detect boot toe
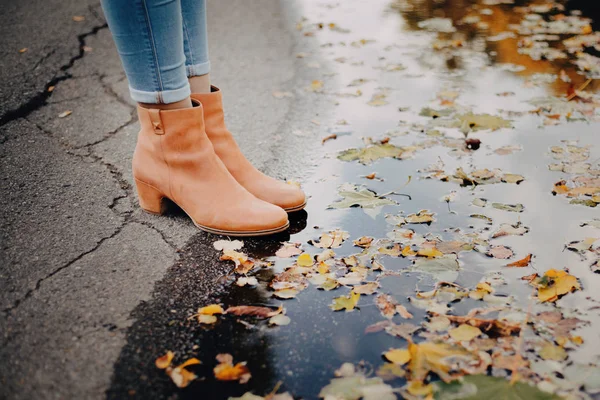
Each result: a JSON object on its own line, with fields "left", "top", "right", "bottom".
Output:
{"left": 275, "top": 182, "right": 307, "bottom": 212}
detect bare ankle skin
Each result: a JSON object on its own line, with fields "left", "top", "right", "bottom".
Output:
{"left": 189, "top": 73, "right": 211, "bottom": 94}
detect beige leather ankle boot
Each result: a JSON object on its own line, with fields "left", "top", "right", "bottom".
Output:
{"left": 191, "top": 87, "right": 307, "bottom": 212}
{"left": 132, "top": 100, "right": 289, "bottom": 236}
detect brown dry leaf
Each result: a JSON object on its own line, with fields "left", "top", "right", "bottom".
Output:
{"left": 225, "top": 305, "right": 282, "bottom": 318}
{"left": 396, "top": 304, "right": 414, "bottom": 319}
{"left": 439, "top": 314, "right": 520, "bottom": 336}
{"left": 155, "top": 351, "right": 175, "bottom": 369}
{"left": 353, "top": 236, "right": 374, "bottom": 248}
{"left": 220, "top": 249, "right": 255, "bottom": 274}
{"left": 58, "top": 110, "right": 72, "bottom": 118}
{"left": 378, "top": 243, "right": 402, "bottom": 257}
{"left": 365, "top": 172, "right": 377, "bottom": 180}
{"left": 487, "top": 245, "right": 513, "bottom": 259}
{"left": 491, "top": 222, "right": 529, "bottom": 238}
{"left": 310, "top": 229, "right": 350, "bottom": 249}
{"left": 72, "top": 15, "right": 85, "bottom": 22}
{"left": 405, "top": 210, "right": 435, "bottom": 224}
{"left": 376, "top": 294, "right": 398, "bottom": 319}
{"left": 18, "top": 47, "right": 28, "bottom": 53}
{"left": 275, "top": 242, "right": 302, "bottom": 258}
{"left": 385, "top": 322, "right": 419, "bottom": 339}
{"left": 322, "top": 134, "right": 337, "bottom": 144}
{"left": 507, "top": 254, "right": 532, "bottom": 267}
{"left": 214, "top": 354, "right": 251, "bottom": 383}
{"left": 501, "top": 173, "right": 524, "bottom": 184}
{"left": 533, "top": 269, "right": 581, "bottom": 302}
{"left": 353, "top": 282, "right": 379, "bottom": 295}
{"left": 365, "top": 320, "right": 393, "bottom": 334}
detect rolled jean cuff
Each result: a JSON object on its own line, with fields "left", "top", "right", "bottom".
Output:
{"left": 128, "top": 84, "right": 191, "bottom": 104}
{"left": 186, "top": 61, "right": 211, "bottom": 77}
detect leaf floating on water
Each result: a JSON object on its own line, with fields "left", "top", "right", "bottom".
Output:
{"left": 353, "top": 281, "right": 380, "bottom": 295}
{"left": 384, "top": 348, "right": 411, "bottom": 365}
{"left": 435, "top": 375, "right": 561, "bottom": 400}
{"left": 330, "top": 291, "right": 360, "bottom": 312}
{"left": 275, "top": 242, "right": 302, "bottom": 258}
{"left": 492, "top": 222, "right": 529, "bottom": 238}
{"left": 318, "top": 364, "right": 396, "bottom": 400}
{"left": 487, "top": 245, "right": 514, "bottom": 259}
{"left": 214, "top": 354, "right": 251, "bottom": 383}
{"left": 405, "top": 210, "right": 435, "bottom": 224}
{"left": 411, "top": 254, "right": 460, "bottom": 282}
{"left": 532, "top": 269, "right": 581, "bottom": 302}
{"left": 310, "top": 229, "right": 350, "bottom": 248}
{"left": 506, "top": 254, "right": 533, "bottom": 268}
{"left": 492, "top": 202, "right": 525, "bottom": 212}
{"left": 338, "top": 143, "right": 408, "bottom": 164}
{"left": 225, "top": 305, "right": 282, "bottom": 318}
{"left": 268, "top": 314, "right": 291, "bottom": 326}
{"left": 501, "top": 173, "right": 525, "bottom": 184}
{"left": 329, "top": 184, "right": 396, "bottom": 212}
{"left": 449, "top": 324, "right": 482, "bottom": 341}
{"left": 353, "top": 236, "right": 374, "bottom": 248}
{"left": 539, "top": 343, "right": 568, "bottom": 361}
{"left": 297, "top": 253, "right": 314, "bottom": 267}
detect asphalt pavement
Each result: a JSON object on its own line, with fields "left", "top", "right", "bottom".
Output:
{"left": 0, "top": 1, "right": 324, "bottom": 398}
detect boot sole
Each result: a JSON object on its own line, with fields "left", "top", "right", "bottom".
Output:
{"left": 142, "top": 203, "right": 289, "bottom": 237}
{"left": 283, "top": 200, "right": 307, "bottom": 213}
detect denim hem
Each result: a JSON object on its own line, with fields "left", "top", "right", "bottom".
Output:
{"left": 186, "top": 61, "right": 211, "bottom": 78}
{"left": 129, "top": 84, "right": 191, "bottom": 104}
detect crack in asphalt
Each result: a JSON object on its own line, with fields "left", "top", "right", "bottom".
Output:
{"left": 1, "top": 220, "right": 130, "bottom": 319}
{"left": 0, "top": 23, "right": 108, "bottom": 128}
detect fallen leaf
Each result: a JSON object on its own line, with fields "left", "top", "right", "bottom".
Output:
{"left": 214, "top": 354, "right": 251, "bottom": 383}
{"left": 376, "top": 294, "right": 398, "bottom": 319}
{"left": 310, "top": 229, "right": 350, "bottom": 248}
{"left": 492, "top": 202, "right": 525, "bottom": 212}
{"left": 492, "top": 222, "right": 529, "bottom": 238}
{"left": 308, "top": 80, "right": 324, "bottom": 92}
{"left": 322, "top": 133, "right": 337, "bottom": 144}
{"left": 507, "top": 254, "right": 532, "bottom": 267}
{"left": 225, "top": 306, "right": 281, "bottom": 318}
{"left": 58, "top": 110, "right": 72, "bottom": 118}
{"left": 353, "top": 236, "right": 374, "bottom": 248}
{"left": 487, "top": 245, "right": 513, "bottom": 259}
{"left": 405, "top": 341, "right": 481, "bottom": 382}
{"left": 155, "top": 351, "right": 175, "bottom": 369}
{"left": 353, "top": 282, "right": 379, "bottom": 295}
{"left": 501, "top": 173, "right": 525, "bottom": 184}
{"left": 338, "top": 143, "right": 409, "bottom": 164}
{"left": 268, "top": 314, "right": 291, "bottom": 326}
{"left": 449, "top": 324, "right": 482, "bottom": 341}
{"left": 539, "top": 343, "right": 568, "bottom": 361}
{"left": 405, "top": 210, "right": 435, "bottom": 224}
{"left": 297, "top": 253, "right": 314, "bottom": 267}
{"left": 435, "top": 374, "right": 561, "bottom": 399}
{"left": 328, "top": 184, "right": 396, "bottom": 212}
{"left": 72, "top": 15, "right": 85, "bottom": 22}
{"left": 331, "top": 291, "right": 360, "bottom": 312}
{"left": 384, "top": 348, "right": 411, "bottom": 365}
{"left": 275, "top": 242, "right": 302, "bottom": 258}
{"left": 214, "top": 239, "right": 244, "bottom": 251}
{"left": 533, "top": 269, "right": 581, "bottom": 302}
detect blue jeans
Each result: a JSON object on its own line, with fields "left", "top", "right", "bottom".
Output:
{"left": 101, "top": 0, "right": 210, "bottom": 104}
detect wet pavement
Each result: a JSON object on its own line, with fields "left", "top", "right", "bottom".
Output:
{"left": 107, "top": 0, "right": 600, "bottom": 399}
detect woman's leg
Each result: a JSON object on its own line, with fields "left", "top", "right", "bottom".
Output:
{"left": 101, "top": 0, "right": 192, "bottom": 109}
{"left": 180, "top": 0, "right": 211, "bottom": 93}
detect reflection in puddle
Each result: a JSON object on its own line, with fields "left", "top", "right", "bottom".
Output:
{"left": 110, "top": 1, "right": 600, "bottom": 399}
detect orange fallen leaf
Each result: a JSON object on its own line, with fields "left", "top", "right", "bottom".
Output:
{"left": 506, "top": 254, "right": 532, "bottom": 268}
{"left": 214, "top": 354, "right": 251, "bottom": 383}
{"left": 155, "top": 351, "right": 175, "bottom": 369}
{"left": 322, "top": 133, "right": 337, "bottom": 144}
{"left": 225, "top": 305, "right": 282, "bottom": 318}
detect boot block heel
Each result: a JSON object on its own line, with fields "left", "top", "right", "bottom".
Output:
{"left": 135, "top": 179, "right": 167, "bottom": 215}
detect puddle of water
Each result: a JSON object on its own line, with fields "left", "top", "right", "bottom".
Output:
{"left": 111, "top": 1, "right": 600, "bottom": 399}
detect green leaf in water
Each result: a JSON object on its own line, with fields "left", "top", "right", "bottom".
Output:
{"left": 435, "top": 375, "right": 561, "bottom": 400}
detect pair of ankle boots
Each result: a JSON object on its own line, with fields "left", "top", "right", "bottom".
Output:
{"left": 133, "top": 86, "right": 306, "bottom": 236}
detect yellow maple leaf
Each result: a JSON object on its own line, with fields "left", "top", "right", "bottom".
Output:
{"left": 297, "top": 253, "right": 314, "bottom": 267}
{"left": 407, "top": 341, "right": 478, "bottom": 383}
{"left": 536, "top": 269, "right": 581, "bottom": 302}
{"left": 449, "top": 324, "right": 482, "bottom": 341}
{"left": 330, "top": 291, "right": 360, "bottom": 312}
{"left": 417, "top": 247, "right": 443, "bottom": 258}
{"left": 384, "top": 348, "right": 411, "bottom": 365}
